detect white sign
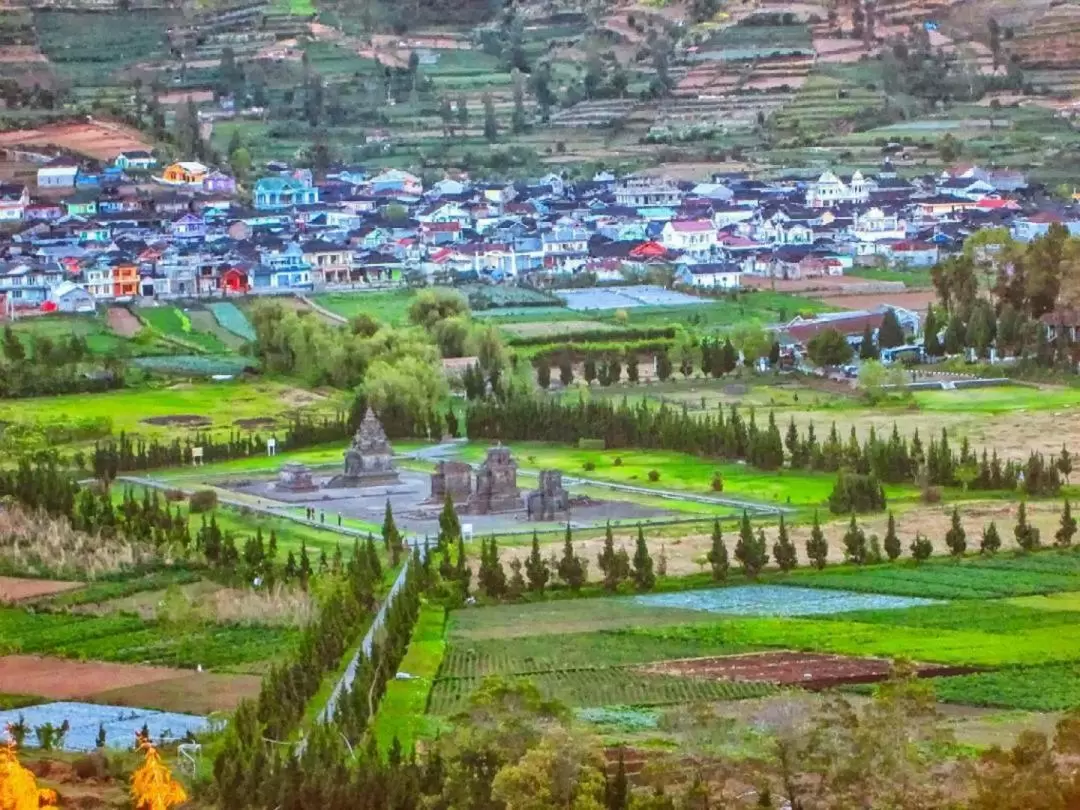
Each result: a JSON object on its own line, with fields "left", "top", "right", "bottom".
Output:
{"left": 267, "top": 437, "right": 277, "bottom": 457}
{"left": 462, "top": 523, "right": 474, "bottom": 541}
{"left": 192, "top": 447, "right": 204, "bottom": 466}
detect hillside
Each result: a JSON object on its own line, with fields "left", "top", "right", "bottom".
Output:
{"left": 2, "top": 0, "right": 1080, "bottom": 182}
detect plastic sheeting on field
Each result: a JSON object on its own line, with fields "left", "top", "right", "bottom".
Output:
{"left": 0, "top": 702, "right": 210, "bottom": 752}
{"left": 635, "top": 585, "right": 942, "bottom": 617}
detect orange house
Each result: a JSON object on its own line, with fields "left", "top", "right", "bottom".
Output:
{"left": 112, "top": 261, "right": 139, "bottom": 298}
{"left": 219, "top": 266, "right": 250, "bottom": 293}
{"left": 161, "top": 161, "right": 209, "bottom": 186}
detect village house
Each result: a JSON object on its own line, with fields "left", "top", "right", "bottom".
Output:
{"left": 674, "top": 259, "right": 742, "bottom": 289}
{"left": 615, "top": 178, "right": 683, "bottom": 209}
{"left": 660, "top": 219, "right": 717, "bottom": 257}
{"left": 113, "top": 151, "right": 158, "bottom": 171}
{"left": 254, "top": 176, "right": 320, "bottom": 210}
{"left": 0, "top": 184, "right": 30, "bottom": 222}
{"left": 805, "top": 170, "right": 870, "bottom": 208}
{"left": 37, "top": 157, "right": 79, "bottom": 189}
{"left": 161, "top": 161, "right": 210, "bottom": 186}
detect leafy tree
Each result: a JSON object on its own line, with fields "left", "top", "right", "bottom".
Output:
{"left": 806, "top": 511, "right": 828, "bottom": 569}
{"left": 945, "top": 506, "right": 967, "bottom": 556}
{"left": 842, "top": 515, "right": 868, "bottom": 564}
{"left": 707, "top": 518, "right": 729, "bottom": 580}
{"left": 655, "top": 349, "right": 673, "bottom": 382}
{"left": 525, "top": 531, "right": 550, "bottom": 593}
{"left": 1055, "top": 498, "right": 1077, "bottom": 548}
{"left": 807, "top": 329, "right": 853, "bottom": 367}
{"left": 1015, "top": 501, "right": 1040, "bottom": 552}
{"left": 1, "top": 326, "right": 24, "bottom": 363}
{"left": 943, "top": 313, "right": 966, "bottom": 355}
{"left": 923, "top": 306, "right": 942, "bottom": 357}
{"left": 772, "top": 515, "right": 797, "bottom": 572}
{"left": 883, "top": 511, "right": 901, "bottom": 561}
{"left": 981, "top": 520, "right": 1002, "bottom": 554}
{"left": 631, "top": 524, "right": 655, "bottom": 591}
{"left": 910, "top": 533, "right": 933, "bottom": 561}
{"left": 734, "top": 511, "right": 768, "bottom": 578}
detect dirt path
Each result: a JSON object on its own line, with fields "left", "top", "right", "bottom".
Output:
{"left": 106, "top": 306, "right": 142, "bottom": 337}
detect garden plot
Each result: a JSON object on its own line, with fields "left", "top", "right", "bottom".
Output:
{"left": 0, "top": 577, "right": 82, "bottom": 604}
{"left": 644, "top": 651, "right": 975, "bottom": 688}
{"left": 634, "top": 585, "right": 940, "bottom": 616}
{"left": 0, "top": 702, "right": 208, "bottom": 752}
{"left": 0, "top": 655, "right": 193, "bottom": 701}
{"left": 558, "top": 285, "right": 703, "bottom": 311}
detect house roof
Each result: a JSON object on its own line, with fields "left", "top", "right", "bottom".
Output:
{"left": 667, "top": 219, "right": 714, "bottom": 233}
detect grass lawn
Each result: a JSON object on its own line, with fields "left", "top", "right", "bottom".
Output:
{"left": 846, "top": 268, "right": 934, "bottom": 288}
{"left": 454, "top": 441, "right": 918, "bottom": 509}
{"left": 0, "top": 381, "right": 349, "bottom": 448}
{"left": 312, "top": 289, "right": 418, "bottom": 326}
{"left": 912, "top": 385, "right": 1080, "bottom": 414}
{"left": 373, "top": 604, "right": 447, "bottom": 752}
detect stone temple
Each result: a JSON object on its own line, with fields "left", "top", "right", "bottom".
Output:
{"left": 526, "top": 469, "right": 569, "bottom": 520}
{"left": 275, "top": 461, "right": 318, "bottom": 492}
{"left": 466, "top": 445, "right": 521, "bottom": 514}
{"left": 325, "top": 408, "right": 400, "bottom": 488}
{"left": 430, "top": 460, "right": 472, "bottom": 502}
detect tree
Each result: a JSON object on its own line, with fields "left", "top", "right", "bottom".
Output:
{"left": 382, "top": 499, "right": 404, "bottom": 566}
{"left": 583, "top": 357, "right": 597, "bottom": 385}
{"left": 631, "top": 525, "right": 655, "bottom": 591}
{"left": 1057, "top": 445, "right": 1073, "bottom": 485}
{"left": 772, "top": 515, "right": 797, "bottom": 572}
{"left": 490, "top": 729, "right": 607, "bottom": 810}
{"left": 2, "top": 326, "right": 25, "bottom": 362}
{"left": 1055, "top": 498, "right": 1077, "bottom": 548}
{"left": 939, "top": 133, "right": 962, "bottom": 163}
{"left": 479, "top": 536, "right": 507, "bottom": 598}
{"left": 131, "top": 740, "right": 187, "bottom": 810}
{"left": 597, "top": 522, "right": 620, "bottom": 592}
{"left": 806, "top": 511, "right": 828, "bottom": 569}
{"left": 606, "top": 749, "right": 628, "bottom": 810}
{"left": 557, "top": 525, "right": 586, "bottom": 591}
{"left": 734, "top": 511, "right": 768, "bottom": 578}
{"left": 842, "top": 515, "right": 868, "bottom": 564}
{"left": 945, "top": 507, "right": 967, "bottom": 556}
{"left": 806, "top": 328, "right": 853, "bottom": 367}
{"left": 988, "top": 17, "right": 1002, "bottom": 70}
{"left": 456, "top": 94, "right": 469, "bottom": 129}
{"left": 559, "top": 355, "right": 574, "bottom": 387}
{"left": 943, "top": 313, "right": 966, "bottom": 355}
{"left": 923, "top": 305, "right": 942, "bottom": 357}
{"left": 1015, "top": 501, "right": 1040, "bottom": 552}
{"left": 438, "top": 491, "right": 461, "bottom": 549}
{"left": 883, "top": 511, "right": 901, "bottom": 561}
{"left": 525, "top": 531, "right": 550, "bottom": 594}
{"left": 981, "top": 520, "right": 1002, "bottom": 554}
{"left": 536, "top": 362, "right": 551, "bottom": 390}
{"left": 707, "top": 518, "right": 728, "bottom": 581}
{"left": 858, "top": 323, "right": 879, "bottom": 360}
{"left": 511, "top": 69, "right": 527, "bottom": 134}
{"left": 910, "top": 533, "right": 933, "bottom": 561}
{"left": 966, "top": 302, "right": 994, "bottom": 358}
{"left": 878, "top": 308, "right": 906, "bottom": 348}
{"left": 229, "top": 146, "right": 251, "bottom": 185}
{"left": 655, "top": 349, "right": 673, "bottom": 382}
{"left": 482, "top": 92, "right": 499, "bottom": 142}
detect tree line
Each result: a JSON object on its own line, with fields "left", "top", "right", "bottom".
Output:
{"left": 0, "top": 326, "right": 124, "bottom": 399}
{"left": 466, "top": 395, "right": 1067, "bottom": 496}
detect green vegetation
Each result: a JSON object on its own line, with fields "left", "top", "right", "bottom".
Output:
{"left": 312, "top": 290, "right": 417, "bottom": 326}
{"left": 912, "top": 386, "right": 1080, "bottom": 413}
{"left": 931, "top": 664, "right": 1080, "bottom": 711}
{"left": 846, "top": 268, "right": 935, "bottom": 287}
{"left": 372, "top": 604, "right": 447, "bottom": 751}
{"left": 0, "top": 607, "right": 298, "bottom": 670}
{"left": 139, "top": 306, "right": 235, "bottom": 354}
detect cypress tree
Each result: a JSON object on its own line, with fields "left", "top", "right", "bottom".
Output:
{"left": 1015, "top": 501, "right": 1040, "bottom": 552}
{"left": 806, "top": 510, "right": 828, "bottom": 569}
{"left": 1055, "top": 498, "right": 1077, "bottom": 548}
{"left": 707, "top": 518, "right": 729, "bottom": 581}
{"left": 842, "top": 515, "right": 868, "bottom": 564}
{"left": 437, "top": 492, "right": 460, "bottom": 550}
{"left": 734, "top": 511, "right": 768, "bottom": 578}
{"left": 557, "top": 524, "right": 586, "bottom": 591}
{"left": 298, "top": 541, "right": 312, "bottom": 590}
{"left": 910, "top": 533, "right": 933, "bottom": 561}
{"left": 383, "top": 500, "right": 403, "bottom": 565}
{"left": 455, "top": 534, "right": 470, "bottom": 596}
{"left": 606, "top": 749, "right": 629, "bottom": 810}
{"left": 631, "top": 524, "right": 655, "bottom": 591}
{"left": 772, "top": 514, "right": 797, "bottom": 572}
{"left": 883, "top": 511, "right": 901, "bottom": 561}
{"left": 981, "top": 521, "right": 1001, "bottom": 554}
{"left": 945, "top": 506, "right": 966, "bottom": 556}
{"left": 525, "top": 531, "right": 549, "bottom": 593}
{"left": 598, "top": 521, "right": 619, "bottom": 592}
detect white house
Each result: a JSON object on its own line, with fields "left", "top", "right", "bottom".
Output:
{"left": 660, "top": 219, "right": 717, "bottom": 257}
{"left": 806, "top": 170, "right": 870, "bottom": 208}
{"left": 37, "top": 157, "right": 79, "bottom": 189}
{"left": 851, "top": 207, "right": 906, "bottom": 242}
{"left": 675, "top": 260, "right": 742, "bottom": 289}
{"left": 50, "top": 280, "right": 96, "bottom": 313}
{"left": 0, "top": 184, "right": 29, "bottom": 222}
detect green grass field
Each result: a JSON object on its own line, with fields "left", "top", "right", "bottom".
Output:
{"left": 312, "top": 290, "right": 417, "bottom": 326}
{"left": 0, "top": 382, "right": 349, "bottom": 448}
{"left": 846, "top": 268, "right": 934, "bottom": 288}
{"left": 138, "top": 306, "right": 234, "bottom": 354}
{"left": 912, "top": 385, "right": 1080, "bottom": 413}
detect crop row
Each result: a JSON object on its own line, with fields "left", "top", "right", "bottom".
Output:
{"left": 209, "top": 302, "right": 257, "bottom": 342}
{"left": 429, "top": 669, "right": 775, "bottom": 714}
{"left": 440, "top": 631, "right": 753, "bottom": 678}
{"left": 931, "top": 663, "right": 1080, "bottom": 711}
{"left": 0, "top": 608, "right": 298, "bottom": 670}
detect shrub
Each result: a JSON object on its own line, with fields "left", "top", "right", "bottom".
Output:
{"left": 711, "top": 472, "right": 724, "bottom": 492}
{"left": 828, "top": 471, "right": 886, "bottom": 514}
{"left": 647, "top": 469, "right": 660, "bottom": 482}
{"left": 583, "top": 460, "right": 596, "bottom": 472}
{"left": 921, "top": 486, "right": 942, "bottom": 504}
{"left": 189, "top": 489, "right": 218, "bottom": 513}
{"left": 613, "top": 457, "right": 623, "bottom": 467}
{"left": 164, "top": 489, "right": 187, "bottom": 502}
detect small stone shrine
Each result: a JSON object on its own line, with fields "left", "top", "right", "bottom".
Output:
{"left": 275, "top": 461, "right": 318, "bottom": 492}
{"left": 325, "top": 408, "right": 400, "bottom": 488}
{"left": 526, "top": 469, "right": 569, "bottom": 520}
{"left": 430, "top": 460, "right": 473, "bottom": 501}
{"left": 466, "top": 445, "right": 520, "bottom": 514}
